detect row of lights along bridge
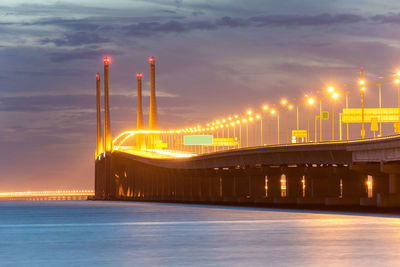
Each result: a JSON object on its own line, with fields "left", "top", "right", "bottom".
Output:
{"left": 97, "top": 57, "right": 400, "bottom": 156}
{"left": 167, "top": 68, "right": 400, "bottom": 148}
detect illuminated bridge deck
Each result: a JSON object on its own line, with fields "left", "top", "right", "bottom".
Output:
{"left": 0, "top": 190, "right": 95, "bottom": 201}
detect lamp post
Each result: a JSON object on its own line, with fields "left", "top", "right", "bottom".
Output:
{"left": 256, "top": 114, "right": 261, "bottom": 146}
{"left": 250, "top": 116, "right": 255, "bottom": 146}
{"left": 315, "top": 115, "right": 320, "bottom": 142}
{"left": 286, "top": 105, "right": 293, "bottom": 143}
{"left": 396, "top": 78, "right": 400, "bottom": 109}
{"left": 277, "top": 110, "right": 280, "bottom": 144}
{"left": 316, "top": 92, "right": 323, "bottom": 142}
{"left": 397, "top": 72, "right": 400, "bottom": 109}
{"left": 331, "top": 92, "right": 339, "bottom": 140}
{"left": 360, "top": 68, "right": 366, "bottom": 139}
{"left": 307, "top": 97, "right": 315, "bottom": 142}
{"left": 270, "top": 109, "right": 276, "bottom": 145}
{"left": 243, "top": 118, "right": 248, "bottom": 147}
{"left": 345, "top": 90, "right": 350, "bottom": 139}
{"left": 396, "top": 78, "right": 400, "bottom": 132}
{"left": 262, "top": 105, "right": 268, "bottom": 145}
{"left": 237, "top": 120, "right": 242, "bottom": 148}
{"left": 280, "top": 99, "right": 289, "bottom": 143}
{"left": 247, "top": 110, "right": 252, "bottom": 146}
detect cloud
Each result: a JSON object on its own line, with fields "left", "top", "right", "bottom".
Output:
{"left": 0, "top": 93, "right": 185, "bottom": 113}
{"left": 48, "top": 48, "right": 123, "bottom": 62}
{"left": 371, "top": 13, "right": 400, "bottom": 24}
{"left": 41, "top": 32, "right": 110, "bottom": 47}
{"left": 249, "top": 13, "right": 365, "bottom": 26}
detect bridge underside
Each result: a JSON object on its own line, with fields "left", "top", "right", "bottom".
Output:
{"left": 95, "top": 137, "right": 400, "bottom": 208}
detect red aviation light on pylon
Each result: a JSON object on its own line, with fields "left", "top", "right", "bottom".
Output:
{"left": 96, "top": 73, "right": 100, "bottom": 79}
{"left": 104, "top": 57, "right": 111, "bottom": 64}
{"left": 137, "top": 73, "right": 143, "bottom": 78}
{"left": 149, "top": 56, "right": 155, "bottom": 64}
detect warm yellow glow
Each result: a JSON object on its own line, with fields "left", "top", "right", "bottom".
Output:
{"left": 231, "top": 122, "right": 235, "bottom": 126}
{"left": 0, "top": 190, "right": 95, "bottom": 198}
{"left": 308, "top": 98, "right": 315, "bottom": 105}
{"left": 236, "top": 120, "right": 241, "bottom": 124}
{"left": 327, "top": 86, "right": 334, "bottom": 93}
{"left": 225, "top": 123, "right": 229, "bottom": 127}
{"left": 211, "top": 126, "right": 215, "bottom": 130}
{"left": 361, "top": 87, "right": 365, "bottom": 91}
{"left": 249, "top": 117, "right": 254, "bottom": 121}
{"left": 206, "top": 123, "right": 210, "bottom": 127}
{"left": 360, "top": 80, "right": 365, "bottom": 85}
{"left": 212, "top": 122, "right": 215, "bottom": 126}
{"left": 228, "top": 117, "right": 232, "bottom": 120}
{"left": 263, "top": 105, "right": 268, "bottom": 110}
{"left": 271, "top": 109, "right": 276, "bottom": 114}
{"left": 142, "top": 149, "right": 194, "bottom": 158}
{"left": 216, "top": 121, "right": 220, "bottom": 125}
{"left": 220, "top": 124, "right": 224, "bottom": 128}
{"left": 247, "top": 110, "right": 252, "bottom": 115}
{"left": 234, "top": 115, "right": 238, "bottom": 119}
{"left": 281, "top": 99, "right": 287, "bottom": 105}
{"left": 396, "top": 79, "right": 400, "bottom": 84}
{"left": 222, "top": 119, "right": 226, "bottom": 123}
{"left": 288, "top": 105, "right": 293, "bottom": 110}
{"left": 332, "top": 92, "right": 339, "bottom": 99}
{"left": 256, "top": 114, "right": 260, "bottom": 119}
{"left": 242, "top": 118, "right": 247, "bottom": 123}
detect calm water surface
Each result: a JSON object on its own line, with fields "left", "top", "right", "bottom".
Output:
{"left": 0, "top": 201, "right": 400, "bottom": 266}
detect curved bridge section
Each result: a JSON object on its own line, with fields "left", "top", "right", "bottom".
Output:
{"left": 95, "top": 136, "right": 400, "bottom": 208}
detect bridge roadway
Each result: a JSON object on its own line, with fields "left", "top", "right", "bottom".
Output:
{"left": 95, "top": 135, "right": 400, "bottom": 208}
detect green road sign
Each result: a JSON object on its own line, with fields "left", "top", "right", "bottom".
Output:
{"left": 322, "top": 111, "right": 329, "bottom": 120}
{"left": 184, "top": 135, "right": 213, "bottom": 145}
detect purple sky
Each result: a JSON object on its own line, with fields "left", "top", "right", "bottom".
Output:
{"left": 1, "top": 0, "right": 400, "bottom": 191}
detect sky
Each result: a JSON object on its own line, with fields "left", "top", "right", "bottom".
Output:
{"left": 1, "top": 0, "right": 400, "bottom": 191}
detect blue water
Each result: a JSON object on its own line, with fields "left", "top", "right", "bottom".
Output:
{"left": 1, "top": 201, "right": 400, "bottom": 266}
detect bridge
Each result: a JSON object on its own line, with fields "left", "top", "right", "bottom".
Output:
{"left": 0, "top": 190, "right": 94, "bottom": 201}
{"left": 94, "top": 57, "right": 400, "bottom": 208}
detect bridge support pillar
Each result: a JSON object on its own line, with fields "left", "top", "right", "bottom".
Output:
{"left": 266, "top": 173, "right": 281, "bottom": 202}
{"left": 389, "top": 174, "right": 400, "bottom": 194}
{"left": 377, "top": 163, "right": 400, "bottom": 208}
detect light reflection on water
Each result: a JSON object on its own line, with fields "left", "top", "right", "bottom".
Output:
{"left": 0, "top": 201, "right": 400, "bottom": 266}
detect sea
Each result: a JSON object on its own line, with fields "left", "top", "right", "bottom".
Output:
{"left": 0, "top": 201, "right": 400, "bottom": 266}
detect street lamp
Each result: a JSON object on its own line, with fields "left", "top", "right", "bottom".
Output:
{"left": 237, "top": 119, "right": 242, "bottom": 148}
{"left": 330, "top": 91, "right": 339, "bottom": 140}
{"left": 262, "top": 105, "right": 268, "bottom": 145}
{"left": 256, "top": 114, "right": 261, "bottom": 146}
{"left": 396, "top": 77, "right": 400, "bottom": 109}
{"left": 360, "top": 67, "right": 365, "bottom": 139}
{"left": 243, "top": 118, "right": 248, "bottom": 147}
{"left": 307, "top": 97, "right": 315, "bottom": 142}
{"left": 287, "top": 105, "right": 293, "bottom": 143}
{"left": 316, "top": 91, "right": 324, "bottom": 142}
{"left": 270, "top": 109, "right": 276, "bottom": 145}
{"left": 281, "top": 99, "right": 292, "bottom": 143}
